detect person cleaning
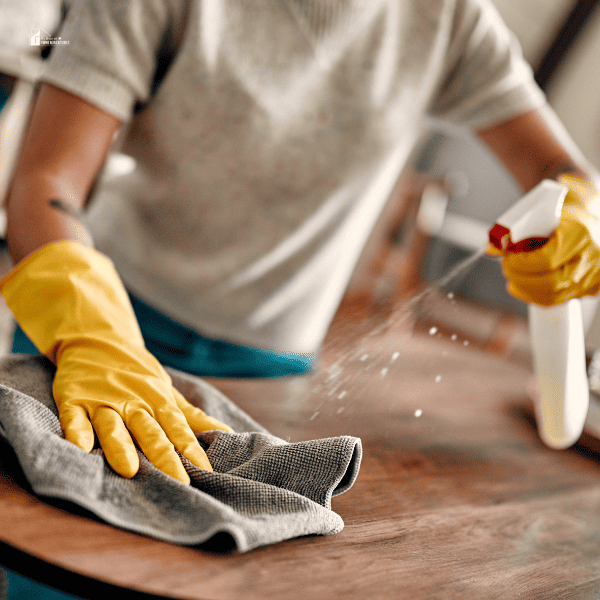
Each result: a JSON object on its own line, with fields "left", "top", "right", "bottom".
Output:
{"left": 2, "top": 1, "right": 600, "bottom": 597}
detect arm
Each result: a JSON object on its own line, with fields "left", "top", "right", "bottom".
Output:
{"left": 476, "top": 108, "right": 590, "bottom": 191}
{"left": 2, "top": 83, "right": 232, "bottom": 484}
{"left": 5, "top": 82, "right": 120, "bottom": 262}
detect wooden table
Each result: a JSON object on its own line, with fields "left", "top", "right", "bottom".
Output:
{"left": 2, "top": 310, "right": 600, "bottom": 599}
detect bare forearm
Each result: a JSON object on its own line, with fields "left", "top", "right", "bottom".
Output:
{"left": 6, "top": 173, "right": 93, "bottom": 263}
{"left": 477, "top": 109, "right": 590, "bottom": 191}
{"left": 4, "top": 83, "right": 121, "bottom": 264}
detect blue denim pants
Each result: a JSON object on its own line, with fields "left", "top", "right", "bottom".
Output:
{"left": 12, "top": 294, "right": 314, "bottom": 377}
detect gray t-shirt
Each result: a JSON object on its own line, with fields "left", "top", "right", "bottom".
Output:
{"left": 42, "top": 0, "right": 546, "bottom": 354}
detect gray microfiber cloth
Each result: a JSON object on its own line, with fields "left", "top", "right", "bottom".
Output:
{"left": 0, "top": 355, "right": 361, "bottom": 552}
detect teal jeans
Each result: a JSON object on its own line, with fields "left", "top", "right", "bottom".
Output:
{"left": 12, "top": 294, "right": 314, "bottom": 377}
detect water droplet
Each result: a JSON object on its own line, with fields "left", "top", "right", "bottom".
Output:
{"left": 359, "top": 354, "right": 369, "bottom": 362}
{"left": 326, "top": 370, "right": 341, "bottom": 382}
{"left": 391, "top": 351, "right": 400, "bottom": 362}
{"left": 429, "top": 327, "right": 438, "bottom": 336}
{"left": 435, "top": 375, "right": 442, "bottom": 383}
{"left": 380, "top": 367, "right": 388, "bottom": 378}
{"left": 451, "top": 334, "right": 457, "bottom": 341}
{"left": 415, "top": 409, "right": 422, "bottom": 417}
{"left": 447, "top": 292, "right": 454, "bottom": 300}
{"left": 463, "top": 340, "right": 469, "bottom": 346}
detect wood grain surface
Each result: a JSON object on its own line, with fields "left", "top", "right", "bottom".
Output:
{"left": 2, "top": 302, "right": 600, "bottom": 599}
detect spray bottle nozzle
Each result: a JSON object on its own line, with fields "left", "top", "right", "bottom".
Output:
{"left": 489, "top": 179, "right": 567, "bottom": 254}
{"left": 488, "top": 222, "right": 550, "bottom": 253}
{"left": 488, "top": 223, "right": 511, "bottom": 250}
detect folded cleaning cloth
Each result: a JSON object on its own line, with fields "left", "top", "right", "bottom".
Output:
{"left": 0, "top": 355, "right": 361, "bottom": 552}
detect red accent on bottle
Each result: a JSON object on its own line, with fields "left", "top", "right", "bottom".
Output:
{"left": 488, "top": 223, "right": 511, "bottom": 250}
{"left": 489, "top": 223, "right": 549, "bottom": 253}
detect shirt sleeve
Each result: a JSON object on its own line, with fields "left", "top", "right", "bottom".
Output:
{"left": 428, "top": 0, "right": 547, "bottom": 129}
{"left": 41, "top": 0, "right": 182, "bottom": 122}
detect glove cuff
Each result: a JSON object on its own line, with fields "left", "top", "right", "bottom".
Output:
{"left": 0, "top": 240, "right": 144, "bottom": 359}
{"left": 558, "top": 173, "right": 600, "bottom": 209}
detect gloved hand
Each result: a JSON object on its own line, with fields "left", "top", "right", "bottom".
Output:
{"left": 0, "top": 241, "right": 233, "bottom": 484}
{"left": 494, "top": 173, "right": 600, "bottom": 306}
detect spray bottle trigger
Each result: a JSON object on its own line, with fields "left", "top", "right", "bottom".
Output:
{"left": 489, "top": 179, "right": 567, "bottom": 249}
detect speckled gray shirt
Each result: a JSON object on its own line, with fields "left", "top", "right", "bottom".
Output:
{"left": 42, "top": 0, "right": 546, "bottom": 353}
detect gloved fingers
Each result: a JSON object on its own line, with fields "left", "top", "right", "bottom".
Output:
{"left": 485, "top": 243, "right": 503, "bottom": 257}
{"left": 501, "top": 220, "right": 589, "bottom": 274}
{"left": 172, "top": 388, "right": 234, "bottom": 433}
{"left": 58, "top": 402, "right": 95, "bottom": 453}
{"left": 151, "top": 401, "right": 215, "bottom": 471}
{"left": 507, "top": 275, "right": 578, "bottom": 306}
{"left": 505, "top": 258, "right": 581, "bottom": 305}
{"left": 91, "top": 406, "right": 140, "bottom": 479}
{"left": 126, "top": 409, "right": 200, "bottom": 483}
{"left": 503, "top": 240, "right": 600, "bottom": 305}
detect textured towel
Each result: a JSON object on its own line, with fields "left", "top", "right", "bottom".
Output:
{"left": 0, "top": 355, "right": 361, "bottom": 552}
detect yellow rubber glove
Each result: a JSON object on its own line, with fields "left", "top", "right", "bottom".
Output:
{"left": 0, "top": 241, "right": 233, "bottom": 484}
{"left": 496, "top": 174, "right": 600, "bottom": 306}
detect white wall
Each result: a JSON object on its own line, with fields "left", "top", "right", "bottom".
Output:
{"left": 493, "top": 0, "right": 600, "bottom": 172}
{"left": 545, "top": 6, "right": 600, "bottom": 172}
{"left": 492, "top": 0, "right": 571, "bottom": 65}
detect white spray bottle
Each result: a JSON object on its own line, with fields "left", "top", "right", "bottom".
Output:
{"left": 489, "top": 179, "right": 589, "bottom": 449}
